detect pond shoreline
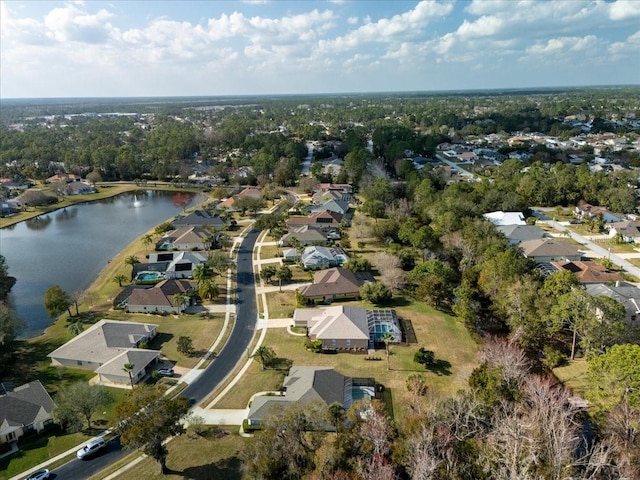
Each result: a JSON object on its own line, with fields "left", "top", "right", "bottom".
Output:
{"left": 4, "top": 188, "right": 209, "bottom": 340}
{"left": 0, "top": 182, "right": 206, "bottom": 229}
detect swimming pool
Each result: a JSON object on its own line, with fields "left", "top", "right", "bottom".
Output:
{"left": 352, "top": 385, "right": 375, "bottom": 401}
{"left": 135, "top": 271, "right": 166, "bottom": 282}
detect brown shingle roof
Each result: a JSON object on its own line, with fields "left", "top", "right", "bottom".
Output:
{"left": 299, "top": 267, "right": 364, "bottom": 298}
{"left": 551, "top": 260, "right": 625, "bottom": 284}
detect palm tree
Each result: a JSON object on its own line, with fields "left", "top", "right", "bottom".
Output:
{"left": 125, "top": 255, "right": 140, "bottom": 278}
{"left": 381, "top": 331, "right": 394, "bottom": 371}
{"left": 172, "top": 293, "right": 189, "bottom": 313}
{"left": 67, "top": 318, "right": 84, "bottom": 336}
{"left": 198, "top": 279, "right": 219, "bottom": 300}
{"left": 251, "top": 346, "right": 276, "bottom": 370}
{"left": 113, "top": 274, "right": 128, "bottom": 287}
{"left": 142, "top": 234, "right": 154, "bottom": 251}
{"left": 327, "top": 402, "right": 345, "bottom": 433}
{"left": 123, "top": 363, "right": 135, "bottom": 388}
{"left": 193, "top": 263, "right": 212, "bottom": 285}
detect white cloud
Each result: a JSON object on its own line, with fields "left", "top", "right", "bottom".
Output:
{"left": 317, "top": 1, "right": 453, "bottom": 54}
{"left": 609, "top": 0, "right": 640, "bottom": 20}
{"left": 526, "top": 35, "right": 598, "bottom": 56}
{"left": 609, "top": 29, "right": 640, "bottom": 56}
{"left": 43, "top": 4, "right": 115, "bottom": 44}
{"left": 347, "top": 16, "right": 358, "bottom": 25}
{"left": 456, "top": 15, "right": 503, "bottom": 39}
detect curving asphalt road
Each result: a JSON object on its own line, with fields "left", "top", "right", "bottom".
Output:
{"left": 46, "top": 230, "right": 260, "bottom": 480}
{"left": 181, "top": 228, "right": 260, "bottom": 404}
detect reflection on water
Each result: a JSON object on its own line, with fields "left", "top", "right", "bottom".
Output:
{"left": 55, "top": 207, "right": 78, "bottom": 222}
{"left": 25, "top": 215, "right": 52, "bottom": 230}
{"left": 1, "top": 190, "right": 206, "bottom": 339}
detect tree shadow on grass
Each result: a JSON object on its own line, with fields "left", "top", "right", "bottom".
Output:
{"left": 180, "top": 456, "right": 243, "bottom": 480}
{"left": 268, "top": 357, "right": 293, "bottom": 373}
{"left": 425, "top": 359, "right": 452, "bottom": 376}
{"left": 147, "top": 332, "right": 173, "bottom": 350}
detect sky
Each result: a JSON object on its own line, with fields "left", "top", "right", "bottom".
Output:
{"left": 1, "top": 0, "right": 639, "bottom": 98}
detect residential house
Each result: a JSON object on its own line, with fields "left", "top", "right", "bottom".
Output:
{"left": 172, "top": 210, "right": 227, "bottom": 230}
{"left": 497, "top": 224, "right": 545, "bottom": 245}
{"left": 246, "top": 366, "right": 375, "bottom": 428}
{"left": 322, "top": 158, "right": 344, "bottom": 176}
{"left": 0, "top": 201, "right": 18, "bottom": 217}
{"left": 282, "top": 226, "right": 329, "bottom": 247}
{"left": 293, "top": 305, "right": 402, "bottom": 351}
{"left": 46, "top": 173, "right": 80, "bottom": 183}
{"left": 519, "top": 239, "right": 582, "bottom": 263}
{"left": 147, "top": 251, "right": 207, "bottom": 279}
{"left": 298, "top": 267, "right": 373, "bottom": 303}
{"left": 311, "top": 189, "right": 353, "bottom": 205}
{"left": 551, "top": 260, "right": 625, "bottom": 284}
{"left": 282, "top": 248, "right": 300, "bottom": 263}
{"left": 585, "top": 283, "right": 640, "bottom": 324}
{"left": 483, "top": 211, "right": 526, "bottom": 226}
{"left": 574, "top": 201, "right": 623, "bottom": 223}
{"left": 59, "top": 181, "right": 96, "bottom": 195}
{"left": 126, "top": 279, "right": 196, "bottom": 314}
{"left": 607, "top": 220, "right": 640, "bottom": 243}
{"left": 218, "top": 187, "right": 262, "bottom": 210}
{"left": 316, "top": 183, "right": 352, "bottom": 194}
{"left": 286, "top": 210, "right": 343, "bottom": 231}
{"left": 48, "top": 320, "right": 160, "bottom": 385}
{"left": 0, "top": 381, "right": 56, "bottom": 445}
{"left": 301, "top": 246, "right": 348, "bottom": 270}
{"left": 307, "top": 199, "right": 350, "bottom": 216}
{"left": 156, "top": 226, "right": 211, "bottom": 251}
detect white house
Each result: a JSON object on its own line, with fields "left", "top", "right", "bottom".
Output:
{"left": 483, "top": 211, "right": 526, "bottom": 226}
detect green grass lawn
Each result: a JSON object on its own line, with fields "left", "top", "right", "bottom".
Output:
{"left": 0, "top": 430, "right": 91, "bottom": 480}
{"left": 0, "top": 381, "right": 130, "bottom": 479}
{"left": 264, "top": 291, "right": 296, "bottom": 318}
{"left": 107, "top": 428, "right": 245, "bottom": 480}
{"left": 103, "top": 311, "right": 225, "bottom": 369}
{"left": 257, "top": 245, "right": 279, "bottom": 259}
{"left": 216, "top": 300, "right": 478, "bottom": 421}
{"left": 553, "top": 358, "right": 589, "bottom": 397}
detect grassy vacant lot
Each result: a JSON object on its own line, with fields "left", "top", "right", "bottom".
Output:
{"left": 265, "top": 291, "right": 296, "bottom": 318}
{"left": 553, "top": 358, "right": 589, "bottom": 397}
{"left": 215, "top": 300, "right": 478, "bottom": 421}
{"left": 107, "top": 428, "right": 245, "bottom": 480}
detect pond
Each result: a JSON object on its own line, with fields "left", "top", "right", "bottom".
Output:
{"left": 0, "top": 190, "right": 204, "bottom": 338}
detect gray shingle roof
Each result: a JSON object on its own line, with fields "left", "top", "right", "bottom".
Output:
{"left": 47, "top": 319, "right": 158, "bottom": 364}
{"left": 0, "top": 381, "right": 55, "bottom": 430}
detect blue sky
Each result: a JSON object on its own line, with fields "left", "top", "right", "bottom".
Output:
{"left": 1, "top": 0, "right": 639, "bottom": 98}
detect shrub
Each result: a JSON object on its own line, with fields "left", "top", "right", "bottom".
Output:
{"left": 543, "top": 345, "right": 565, "bottom": 369}
{"left": 414, "top": 347, "right": 435, "bottom": 367}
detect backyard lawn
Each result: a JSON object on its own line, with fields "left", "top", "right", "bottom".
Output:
{"left": 553, "top": 358, "right": 589, "bottom": 397}
{"left": 215, "top": 300, "right": 479, "bottom": 421}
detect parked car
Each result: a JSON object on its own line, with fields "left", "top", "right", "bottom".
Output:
{"left": 157, "top": 368, "right": 174, "bottom": 376}
{"left": 26, "top": 470, "right": 50, "bottom": 480}
{"left": 76, "top": 437, "right": 106, "bottom": 459}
